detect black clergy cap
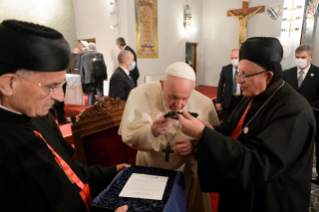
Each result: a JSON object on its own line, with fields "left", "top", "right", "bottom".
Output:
{"left": 240, "top": 37, "right": 283, "bottom": 83}
{"left": 0, "top": 20, "right": 71, "bottom": 75}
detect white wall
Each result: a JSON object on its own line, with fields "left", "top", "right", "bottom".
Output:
{"left": 0, "top": 0, "right": 77, "bottom": 49}
{"left": 74, "top": 0, "right": 203, "bottom": 88}
{"left": 200, "top": 0, "right": 284, "bottom": 86}
{"left": 311, "top": 15, "right": 319, "bottom": 66}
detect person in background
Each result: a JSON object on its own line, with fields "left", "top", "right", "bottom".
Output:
{"left": 116, "top": 37, "right": 140, "bottom": 87}
{"left": 283, "top": 44, "right": 319, "bottom": 185}
{"left": 109, "top": 50, "right": 135, "bottom": 101}
{"left": 216, "top": 49, "right": 242, "bottom": 122}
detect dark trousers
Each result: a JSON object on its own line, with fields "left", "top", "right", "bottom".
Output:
{"left": 222, "top": 95, "right": 242, "bottom": 122}
{"left": 86, "top": 79, "right": 104, "bottom": 106}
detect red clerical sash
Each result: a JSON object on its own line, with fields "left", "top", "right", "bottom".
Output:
{"left": 33, "top": 130, "right": 92, "bottom": 212}
{"left": 211, "top": 103, "right": 253, "bottom": 211}
{"left": 231, "top": 103, "right": 252, "bottom": 139}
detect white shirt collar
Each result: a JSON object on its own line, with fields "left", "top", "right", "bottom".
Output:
{"left": 120, "top": 66, "right": 130, "bottom": 76}
{"left": 297, "top": 64, "right": 311, "bottom": 77}
{"left": 0, "top": 104, "right": 22, "bottom": 115}
{"left": 123, "top": 45, "right": 127, "bottom": 50}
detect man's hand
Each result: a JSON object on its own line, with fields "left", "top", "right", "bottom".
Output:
{"left": 177, "top": 109, "right": 205, "bottom": 139}
{"left": 174, "top": 138, "right": 193, "bottom": 156}
{"left": 151, "top": 116, "right": 175, "bottom": 137}
{"left": 216, "top": 103, "right": 222, "bottom": 111}
{"left": 116, "top": 163, "right": 131, "bottom": 172}
{"left": 115, "top": 205, "right": 128, "bottom": 212}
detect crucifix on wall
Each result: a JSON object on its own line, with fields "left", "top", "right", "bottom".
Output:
{"left": 227, "top": 0, "right": 265, "bottom": 47}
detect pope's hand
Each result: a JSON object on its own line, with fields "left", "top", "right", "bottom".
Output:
{"left": 116, "top": 163, "right": 131, "bottom": 172}
{"left": 174, "top": 138, "right": 193, "bottom": 156}
{"left": 177, "top": 109, "right": 205, "bottom": 139}
{"left": 151, "top": 116, "right": 175, "bottom": 137}
{"left": 115, "top": 205, "right": 128, "bottom": 212}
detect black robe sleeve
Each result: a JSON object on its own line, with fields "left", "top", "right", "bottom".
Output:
{"left": 31, "top": 114, "right": 118, "bottom": 198}
{"left": 197, "top": 100, "right": 315, "bottom": 193}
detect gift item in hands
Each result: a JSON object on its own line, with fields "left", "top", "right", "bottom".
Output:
{"left": 91, "top": 166, "right": 186, "bottom": 212}
{"left": 163, "top": 111, "right": 198, "bottom": 120}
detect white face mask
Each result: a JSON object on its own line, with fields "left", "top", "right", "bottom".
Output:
{"left": 231, "top": 59, "right": 239, "bottom": 67}
{"left": 295, "top": 59, "right": 308, "bottom": 69}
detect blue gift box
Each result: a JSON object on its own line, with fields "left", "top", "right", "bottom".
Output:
{"left": 91, "top": 166, "right": 186, "bottom": 212}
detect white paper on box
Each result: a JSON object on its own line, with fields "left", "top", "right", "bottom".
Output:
{"left": 119, "top": 173, "right": 168, "bottom": 200}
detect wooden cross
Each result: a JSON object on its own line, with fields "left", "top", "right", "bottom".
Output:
{"left": 162, "top": 142, "right": 174, "bottom": 162}
{"left": 227, "top": 0, "right": 265, "bottom": 47}
{"left": 226, "top": 1, "right": 265, "bottom": 17}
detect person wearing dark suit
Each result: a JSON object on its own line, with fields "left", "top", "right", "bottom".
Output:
{"left": 80, "top": 42, "right": 106, "bottom": 106}
{"left": 216, "top": 49, "right": 242, "bottom": 122}
{"left": 116, "top": 37, "right": 140, "bottom": 87}
{"left": 283, "top": 44, "right": 319, "bottom": 185}
{"left": 109, "top": 50, "right": 136, "bottom": 101}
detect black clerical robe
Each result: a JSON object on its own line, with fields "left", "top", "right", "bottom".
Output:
{"left": 0, "top": 109, "right": 117, "bottom": 212}
{"left": 197, "top": 81, "right": 315, "bottom": 212}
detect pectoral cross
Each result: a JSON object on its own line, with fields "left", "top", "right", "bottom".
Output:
{"left": 227, "top": 0, "right": 265, "bottom": 47}
{"left": 162, "top": 142, "right": 174, "bottom": 162}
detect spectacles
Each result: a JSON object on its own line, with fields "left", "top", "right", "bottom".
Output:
{"left": 17, "top": 75, "right": 66, "bottom": 95}
{"left": 235, "top": 70, "right": 267, "bottom": 81}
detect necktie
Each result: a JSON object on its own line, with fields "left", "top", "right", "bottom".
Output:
{"left": 232, "top": 103, "right": 252, "bottom": 139}
{"left": 298, "top": 71, "right": 304, "bottom": 88}
{"left": 232, "top": 67, "right": 238, "bottom": 93}
{"left": 33, "top": 130, "right": 92, "bottom": 212}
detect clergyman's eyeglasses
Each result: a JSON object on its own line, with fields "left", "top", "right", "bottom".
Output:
{"left": 235, "top": 70, "right": 267, "bottom": 81}
{"left": 17, "top": 75, "right": 66, "bottom": 95}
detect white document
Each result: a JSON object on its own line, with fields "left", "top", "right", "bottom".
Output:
{"left": 119, "top": 173, "right": 168, "bottom": 200}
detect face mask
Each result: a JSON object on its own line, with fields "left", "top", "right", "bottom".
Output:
{"left": 129, "top": 61, "right": 136, "bottom": 71}
{"left": 231, "top": 59, "right": 239, "bottom": 67}
{"left": 295, "top": 59, "right": 308, "bottom": 69}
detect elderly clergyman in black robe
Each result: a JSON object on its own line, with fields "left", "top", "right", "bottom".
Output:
{"left": 176, "top": 37, "right": 315, "bottom": 212}
{"left": 0, "top": 20, "right": 129, "bottom": 212}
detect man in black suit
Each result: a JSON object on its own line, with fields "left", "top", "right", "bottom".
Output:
{"left": 80, "top": 42, "right": 106, "bottom": 106}
{"left": 216, "top": 49, "right": 242, "bottom": 122}
{"left": 116, "top": 37, "right": 139, "bottom": 87}
{"left": 109, "top": 50, "right": 136, "bottom": 101}
{"left": 283, "top": 44, "right": 319, "bottom": 184}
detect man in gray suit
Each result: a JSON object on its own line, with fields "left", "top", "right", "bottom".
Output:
{"left": 80, "top": 43, "right": 106, "bottom": 106}
{"left": 109, "top": 50, "right": 136, "bottom": 101}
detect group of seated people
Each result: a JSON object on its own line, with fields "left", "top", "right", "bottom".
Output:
{"left": 0, "top": 19, "right": 317, "bottom": 212}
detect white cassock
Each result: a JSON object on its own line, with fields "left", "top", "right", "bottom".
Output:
{"left": 119, "top": 81, "right": 220, "bottom": 212}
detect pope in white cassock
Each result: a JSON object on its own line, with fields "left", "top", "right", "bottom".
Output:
{"left": 119, "top": 62, "right": 220, "bottom": 212}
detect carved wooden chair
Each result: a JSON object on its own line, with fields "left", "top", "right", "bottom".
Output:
{"left": 70, "top": 97, "right": 137, "bottom": 167}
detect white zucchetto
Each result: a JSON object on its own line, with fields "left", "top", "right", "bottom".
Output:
{"left": 165, "top": 62, "right": 196, "bottom": 81}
